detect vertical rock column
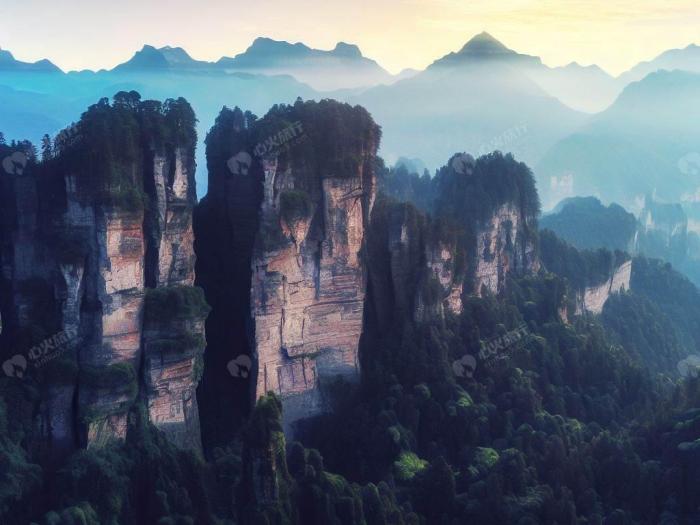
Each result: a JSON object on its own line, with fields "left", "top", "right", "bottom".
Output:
{"left": 245, "top": 101, "right": 379, "bottom": 430}
{"left": 251, "top": 167, "right": 375, "bottom": 432}
{"left": 79, "top": 205, "right": 146, "bottom": 447}
{"left": 473, "top": 203, "right": 539, "bottom": 296}
{"left": 195, "top": 102, "right": 379, "bottom": 441}
{"left": 0, "top": 96, "right": 205, "bottom": 456}
{"left": 142, "top": 146, "right": 204, "bottom": 451}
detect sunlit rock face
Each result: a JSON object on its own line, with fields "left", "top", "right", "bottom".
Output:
{"left": 577, "top": 259, "right": 632, "bottom": 315}
{"left": 250, "top": 121, "right": 378, "bottom": 434}
{"left": 252, "top": 181, "right": 367, "bottom": 393}
{"left": 473, "top": 203, "right": 540, "bottom": 296}
{"left": 195, "top": 100, "right": 380, "bottom": 438}
{"left": 0, "top": 97, "right": 205, "bottom": 459}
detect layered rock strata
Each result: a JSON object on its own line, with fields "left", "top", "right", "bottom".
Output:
{"left": 473, "top": 203, "right": 540, "bottom": 296}
{"left": 0, "top": 96, "right": 205, "bottom": 458}
{"left": 195, "top": 101, "right": 379, "bottom": 436}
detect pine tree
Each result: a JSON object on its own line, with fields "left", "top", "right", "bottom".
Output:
{"left": 41, "top": 134, "right": 53, "bottom": 162}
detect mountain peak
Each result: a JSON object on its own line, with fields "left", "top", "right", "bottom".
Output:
{"left": 333, "top": 42, "right": 362, "bottom": 58}
{"left": 0, "top": 48, "right": 15, "bottom": 61}
{"left": 0, "top": 47, "right": 60, "bottom": 72}
{"left": 113, "top": 44, "right": 206, "bottom": 71}
{"left": 429, "top": 31, "right": 540, "bottom": 70}
{"left": 115, "top": 45, "right": 170, "bottom": 70}
{"left": 247, "top": 37, "right": 310, "bottom": 54}
{"left": 158, "top": 45, "right": 197, "bottom": 65}
{"left": 459, "top": 32, "right": 511, "bottom": 55}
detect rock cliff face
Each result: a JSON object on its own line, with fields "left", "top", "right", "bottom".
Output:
{"left": 195, "top": 100, "right": 380, "bottom": 439}
{"left": 633, "top": 197, "right": 699, "bottom": 281}
{"left": 473, "top": 203, "right": 540, "bottom": 296}
{"left": 0, "top": 95, "right": 205, "bottom": 458}
{"left": 366, "top": 201, "right": 463, "bottom": 325}
{"left": 576, "top": 259, "right": 632, "bottom": 315}
{"left": 367, "top": 152, "right": 541, "bottom": 327}
{"left": 432, "top": 152, "right": 541, "bottom": 302}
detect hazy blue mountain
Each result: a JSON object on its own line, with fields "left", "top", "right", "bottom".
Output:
{"left": 216, "top": 37, "right": 394, "bottom": 90}
{"left": 0, "top": 48, "right": 61, "bottom": 72}
{"left": 537, "top": 70, "right": 700, "bottom": 210}
{"left": 0, "top": 85, "right": 67, "bottom": 140}
{"left": 541, "top": 196, "right": 637, "bottom": 251}
{"left": 525, "top": 62, "right": 621, "bottom": 113}
{"left": 113, "top": 45, "right": 214, "bottom": 71}
{"left": 634, "top": 196, "right": 700, "bottom": 285}
{"left": 393, "top": 68, "right": 420, "bottom": 82}
{"left": 427, "top": 31, "right": 542, "bottom": 68}
{"left": 427, "top": 33, "right": 620, "bottom": 113}
{"left": 353, "top": 32, "right": 587, "bottom": 174}
{"left": 620, "top": 43, "right": 700, "bottom": 84}
{"left": 394, "top": 156, "right": 428, "bottom": 175}
{"left": 542, "top": 195, "right": 700, "bottom": 286}
{"left": 111, "top": 39, "right": 395, "bottom": 91}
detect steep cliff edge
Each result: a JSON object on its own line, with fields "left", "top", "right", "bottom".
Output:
{"left": 195, "top": 100, "right": 380, "bottom": 441}
{"left": 366, "top": 151, "right": 541, "bottom": 330}
{"left": 576, "top": 259, "right": 632, "bottom": 314}
{"left": 539, "top": 229, "right": 632, "bottom": 317}
{"left": 0, "top": 92, "right": 206, "bottom": 458}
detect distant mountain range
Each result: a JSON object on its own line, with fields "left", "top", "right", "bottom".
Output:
{"left": 620, "top": 43, "right": 700, "bottom": 84}
{"left": 0, "top": 48, "right": 61, "bottom": 72}
{"left": 216, "top": 38, "right": 394, "bottom": 90}
{"left": 112, "top": 38, "right": 394, "bottom": 91}
{"left": 537, "top": 69, "right": 700, "bottom": 209}
{"left": 1, "top": 33, "right": 699, "bottom": 201}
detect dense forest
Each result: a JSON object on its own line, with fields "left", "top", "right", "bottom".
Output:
{"left": 539, "top": 197, "right": 637, "bottom": 253}
{"left": 1, "top": 95, "right": 700, "bottom": 525}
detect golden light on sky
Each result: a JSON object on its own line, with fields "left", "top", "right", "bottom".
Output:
{"left": 0, "top": 0, "right": 698, "bottom": 74}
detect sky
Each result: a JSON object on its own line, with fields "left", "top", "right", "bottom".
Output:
{"left": 0, "top": 0, "right": 699, "bottom": 75}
